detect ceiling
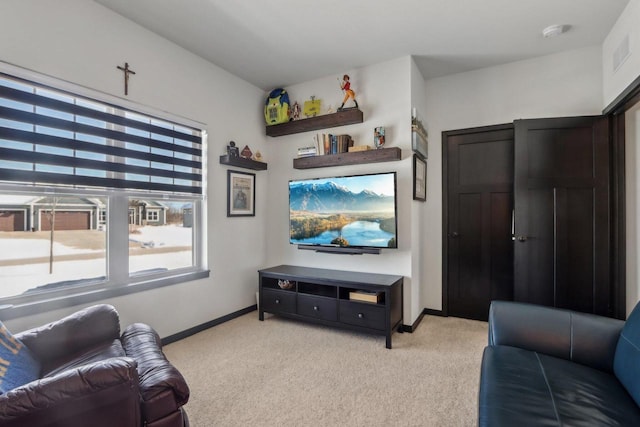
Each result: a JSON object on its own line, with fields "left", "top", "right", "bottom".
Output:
{"left": 94, "top": 0, "right": 630, "bottom": 91}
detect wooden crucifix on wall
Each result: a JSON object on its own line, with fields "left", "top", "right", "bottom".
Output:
{"left": 116, "top": 62, "right": 136, "bottom": 96}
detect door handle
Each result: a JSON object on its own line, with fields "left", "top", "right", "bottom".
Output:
{"left": 448, "top": 232, "right": 459, "bottom": 238}
{"left": 516, "top": 235, "right": 527, "bottom": 242}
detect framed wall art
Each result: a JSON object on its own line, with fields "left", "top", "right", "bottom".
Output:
{"left": 227, "top": 170, "right": 255, "bottom": 217}
{"left": 413, "top": 154, "right": 426, "bottom": 202}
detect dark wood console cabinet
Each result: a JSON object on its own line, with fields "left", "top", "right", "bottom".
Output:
{"left": 258, "top": 265, "right": 403, "bottom": 349}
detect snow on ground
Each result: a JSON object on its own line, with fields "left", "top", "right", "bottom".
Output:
{"left": 0, "top": 225, "right": 193, "bottom": 298}
{"left": 129, "top": 225, "right": 192, "bottom": 247}
{"left": 0, "top": 251, "right": 192, "bottom": 298}
{"left": 0, "top": 225, "right": 191, "bottom": 261}
{"left": 0, "top": 239, "right": 101, "bottom": 261}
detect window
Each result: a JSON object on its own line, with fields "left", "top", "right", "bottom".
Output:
{"left": 145, "top": 208, "right": 160, "bottom": 222}
{"left": 98, "top": 208, "right": 106, "bottom": 225}
{"left": 0, "top": 66, "right": 208, "bottom": 317}
{"left": 130, "top": 199, "right": 194, "bottom": 275}
{"left": 0, "top": 194, "right": 107, "bottom": 299}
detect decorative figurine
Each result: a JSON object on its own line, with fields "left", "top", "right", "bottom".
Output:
{"left": 252, "top": 151, "right": 263, "bottom": 162}
{"left": 374, "top": 127, "right": 385, "bottom": 149}
{"left": 338, "top": 74, "right": 358, "bottom": 111}
{"left": 241, "top": 145, "right": 253, "bottom": 159}
{"left": 303, "top": 96, "right": 322, "bottom": 118}
{"left": 291, "top": 101, "right": 301, "bottom": 120}
{"left": 264, "top": 88, "right": 290, "bottom": 125}
{"left": 227, "top": 141, "right": 239, "bottom": 157}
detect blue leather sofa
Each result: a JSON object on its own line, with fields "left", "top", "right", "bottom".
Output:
{"left": 479, "top": 300, "right": 640, "bottom": 425}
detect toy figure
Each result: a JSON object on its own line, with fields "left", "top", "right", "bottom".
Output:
{"left": 338, "top": 74, "right": 358, "bottom": 111}
{"left": 291, "top": 101, "right": 301, "bottom": 120}
{"left": 227, "top": 141, "right": 239, "bottom": 157}
{"left": 374, "top": 127, "right": 385, "bottom": 149}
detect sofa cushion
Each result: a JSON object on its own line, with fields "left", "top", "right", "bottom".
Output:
{"left": 480, "top": 345, "right": 640, "bottom": 426}
{"left": 488, "top": 301, "right": 624, "bottom": 373}
{"left": 0, "top": 321, "right": 41, "bottom": 394}
{"left": 614, "top": 301, "right": 640, "bottom": 406}
{"left": 16, "top": 304, "right": 121, "bottom": 370}
{"left": 42, "top": 339, "right": 127, "bottom": 378}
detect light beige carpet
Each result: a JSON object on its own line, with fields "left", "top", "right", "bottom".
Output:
{"left": 164, "top": 312, "right": 488, "bottom": 427}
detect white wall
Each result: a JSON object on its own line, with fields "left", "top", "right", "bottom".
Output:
{"left": 603, "top": 0, "right": 640, "bottom": 108}
{"left": 0, "top": 0, "right": 268, "bottom": 336}
{"left": 263, "top": 56, "right": 423, "bottom": 324}
{"left": 626, "top": 101, "right": 640, "bottom": 316}
{"left": 422, "top": 45, "right": 603, "bottom": 310}
{"left": 410, "top": 58, "right": 429, "bottom": 317}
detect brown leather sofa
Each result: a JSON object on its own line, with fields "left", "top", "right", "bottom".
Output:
{"left": 0, "top": 304, "right": 190, "bottom": 427}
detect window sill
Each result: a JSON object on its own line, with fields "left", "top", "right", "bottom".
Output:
{"left": 0, "top": 269, "right": 209, "bottom": 321}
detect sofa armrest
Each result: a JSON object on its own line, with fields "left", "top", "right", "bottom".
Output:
{"left": 488, "top": 301, "right": 624, "bottom": 372}
{"left": 121, "top": 323, "right": 190, "bottom": 425}
{"left": 15, "top": 304, "right": 120, "bottom": 366}
{"left": 0, "top": 357, "right": 140, "bottom": 427}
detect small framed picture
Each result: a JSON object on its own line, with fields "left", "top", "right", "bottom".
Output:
{"left": 411, "top": 113, "right": 428, "bottom": 159}
{"left": 227, "top": 170, "right": 255, "bottom": 217}
{"left": 412, "top": 129, "right": 428, "bottom": 159}
{"left": 413, "top": 154, "right": 426, "bottom": 202}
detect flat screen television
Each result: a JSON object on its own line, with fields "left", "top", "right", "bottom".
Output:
{"left": 289, "top": 172, "right": 397, "bottom": 253}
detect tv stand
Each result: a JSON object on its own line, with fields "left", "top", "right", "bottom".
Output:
{"left": 258, "top": 265, "right": 403, "bottom": 349}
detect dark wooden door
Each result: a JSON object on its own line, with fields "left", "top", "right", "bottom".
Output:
{"left": 444, "top": 125, "right": 514, "bottom": 321}
{"left": 514, "top": 116, "right": 611, "bottom": 316}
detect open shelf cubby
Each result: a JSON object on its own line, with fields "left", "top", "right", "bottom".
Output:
{"left": 265, "top": 108, "right": 363, "bottom": 137}
{"left": 298, "top": 282, "right": 337, "bottom": 298}
{"left": 261, "top": 277, "right": 296, "bottom": 292}
{"left": 339, "top": 287, "right": 386, "bottom": 305}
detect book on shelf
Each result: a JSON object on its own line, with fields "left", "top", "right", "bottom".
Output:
{"left": 348, "top": 290, "right": 382, "bottom": 303}
{"left": 297, "top": 145, "right": 318, "bottom": 158}
{"left": 314, "top": 133, "right": 354, "bottom": 155}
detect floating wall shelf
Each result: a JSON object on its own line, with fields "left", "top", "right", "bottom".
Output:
{"left": 293, "top": 147, "right": 402, "bottom": 169}
{"left": 219, "top": 155, "right": 267, "bottom": 171}
{"left": 266, "top": 109, "right": 364, "bottom": 137}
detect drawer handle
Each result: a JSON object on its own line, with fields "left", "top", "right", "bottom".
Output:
{"left": 275, "top": 299, "right": 280, "bottom": 304}
{"left": 313, "top": 306, "right": 319, "bottom": 311}
{"left": 358, "top": 313, "right": 364, "bottom": 319}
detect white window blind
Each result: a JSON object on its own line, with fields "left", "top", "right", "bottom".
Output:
{"left": 0, "top": 73, "right": 203, "bottom": 195}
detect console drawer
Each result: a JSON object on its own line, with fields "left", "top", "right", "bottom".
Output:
{"left": 297, "top": 294, "right": 338, "bottom": 321}
{"left": 339, "top": 300, "right": 385, "bottom": 331}
{"left": 262, "top": 288, "right": 296, "bottom": 314}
